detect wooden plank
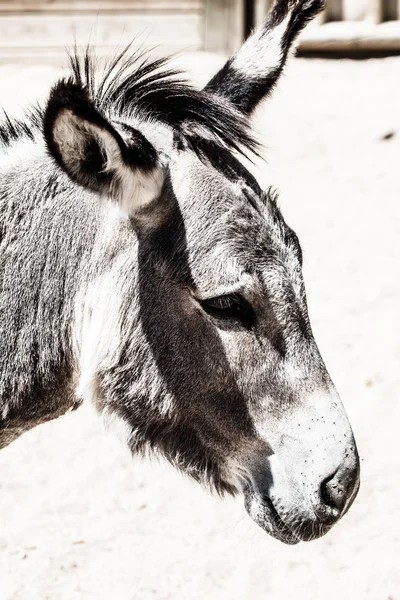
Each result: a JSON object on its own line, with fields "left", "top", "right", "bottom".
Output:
{"left": 324, "top": 0, "right": 342, "bottom": 21}
{"left": 299, "top": 20, "right": 400, "bottom": 51}
{"left": 382, "top": 0, "right": 399, "bottom": 20}
{"left": 253, "top": 0, "right": 271, "bottom": 28}
{"left": 0, "top": 13, "right": 203, "bottom": 61}
{"left": 0, "top": 0, "right": 203, "bottom": 7}
{"left": 342, "top": 0, "right": 383, "bottom": 21}
{"left": 0, "top": 1, "right": 203, "bottom": 12}
{"left": 204, "top": 0, "right": 244, "bottom": 53}
{"left": 370, "top": 0, "right": 384, "bottom": 23}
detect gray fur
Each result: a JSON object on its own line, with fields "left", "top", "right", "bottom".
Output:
{"left": 0, "top": 0, "right": 360, "bottom": 545}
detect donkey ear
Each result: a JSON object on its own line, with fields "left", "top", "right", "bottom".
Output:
{"left": 205, "top": 0, "right": 324, "bottom": 115}
{"left": 43, "top": 79, "right": 165, "bottom": 213}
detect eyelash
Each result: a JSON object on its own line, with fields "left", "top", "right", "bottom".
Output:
{"left": 199, "top": 293, "right": 256, "bottom": 330}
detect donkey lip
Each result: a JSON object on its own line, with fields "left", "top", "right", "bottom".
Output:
{"left": 259, "top": 495, "right": 301, "bottom": 545}
{"left": 243, "top": 486, "right": 300, "bottom": 545}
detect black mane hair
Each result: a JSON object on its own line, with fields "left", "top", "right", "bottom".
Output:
{"left": 0, "top": 106, "right": 42, "bottom": 147}
{"left": 0, "top": 46, "right": 259, "bottom": 159}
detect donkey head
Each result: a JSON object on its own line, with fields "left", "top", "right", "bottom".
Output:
{"left": 44, "top": 0, "right": 359, "bottom": 544}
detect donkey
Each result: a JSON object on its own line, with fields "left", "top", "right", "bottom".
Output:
{"left": 0, "top": 0, "right": 360, "bottom": 544}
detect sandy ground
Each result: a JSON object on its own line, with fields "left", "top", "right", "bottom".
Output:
{"left": 0, "top": 52, "right": 399, "bottom": 600}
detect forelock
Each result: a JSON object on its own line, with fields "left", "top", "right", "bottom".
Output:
{"left": 1, "top": 45, "right": 260, "bottom": 165}
{"left": 68, "top": 45, "right": 259, "bottom": 161}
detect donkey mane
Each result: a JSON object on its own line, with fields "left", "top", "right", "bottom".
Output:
{"left": 0, "top": 106, "right": 42, "bottom": 147}
{"left": 0, "top": 46, "right": 259, "bottom": 161}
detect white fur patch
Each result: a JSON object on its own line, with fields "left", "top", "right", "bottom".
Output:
{"left": 232, "top": 13, "right": 292, "bottom": 77}
{"left": 73, "top": 270, "right": 125, "bottom": 408}
{"left": 130, "top": 118, "right": 175, "bottom": 159}
{"left": 253, "top": 387, "right": 354, "bottom": 503}
{"left": 1, "top": 404, "right": 10, "bottom": 421}
{"left": 0, "top": 136, "right": 45, "bottom": 172}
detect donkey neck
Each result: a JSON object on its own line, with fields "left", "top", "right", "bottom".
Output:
{"left": 0, "top": 143, "right": 102, "bottom": 447}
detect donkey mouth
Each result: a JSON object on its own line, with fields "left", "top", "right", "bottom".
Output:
{"left": 243, "top": 485, "right": 335, "bottom": 544}
{"left": 243, "top": 487, "right": 301, "bottom": 545}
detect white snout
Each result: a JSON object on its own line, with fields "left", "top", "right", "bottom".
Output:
{"left": 246, "top": 389, "right": 360, "bottom": 543}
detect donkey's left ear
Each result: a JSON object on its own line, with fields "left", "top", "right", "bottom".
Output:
{"left": 44, "top": 79, "right": 165, "bottom": 213}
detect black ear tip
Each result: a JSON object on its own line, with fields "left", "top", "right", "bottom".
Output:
{"left": 44, "top": 78, "right": 92, "bottom": 123}
{"left": 43, "top": 78, "right": 93, "bottom": 171}
{"left": 44, "top": 79, "right": 84, "bottom": 137}
{"left": 43, "top": 78, "right": 108, "bottom": 157}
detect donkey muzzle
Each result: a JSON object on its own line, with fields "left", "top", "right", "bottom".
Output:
{"left": 243, "top": 391, "right": 360, "bottom": 544}
{"left": 244, "top": 446, "right": 360, "bottom": 544}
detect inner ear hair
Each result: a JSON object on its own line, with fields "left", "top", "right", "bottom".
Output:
{"left": 44, "top": 78, "right": 165, "bottom": 213}
{"left": 51, "top": 110, "right": 116, "bottom": 192}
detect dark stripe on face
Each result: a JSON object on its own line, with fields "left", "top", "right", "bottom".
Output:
{"left": 185, "top": 138, "right": 263, "bottom": 199}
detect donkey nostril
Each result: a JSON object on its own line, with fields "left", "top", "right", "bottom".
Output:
{"left": 318, "top": 455, "right": 360, "bottom": 521}
{"left": 320, "top": 471, "right": 346, "bottom": 513}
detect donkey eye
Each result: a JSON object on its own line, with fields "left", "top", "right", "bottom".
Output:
{"left": 199, "top": 293, "right": 256, "bottom": 330}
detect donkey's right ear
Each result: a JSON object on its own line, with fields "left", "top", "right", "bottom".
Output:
{"left": 205, "top": 0, "right": 325, "bottom": 115}
{"left": 44, "top": 79, "right": 165, "bottom": 213}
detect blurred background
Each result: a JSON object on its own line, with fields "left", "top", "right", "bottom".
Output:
{"left": 0, "top": 1, "right": 399, "bottom": 599}
{"left": 0, "top": 0, "right": 400, "bottom": 60}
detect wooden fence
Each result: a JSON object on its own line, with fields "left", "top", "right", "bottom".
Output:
{"left": 0, "top": 0, "right": 244, "bottom": 62}
{"left": 253, "top": 0, "right": 400, "bottom": 52}
{"left": 0, "top": 0, "right": 399, "bottom": 62}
